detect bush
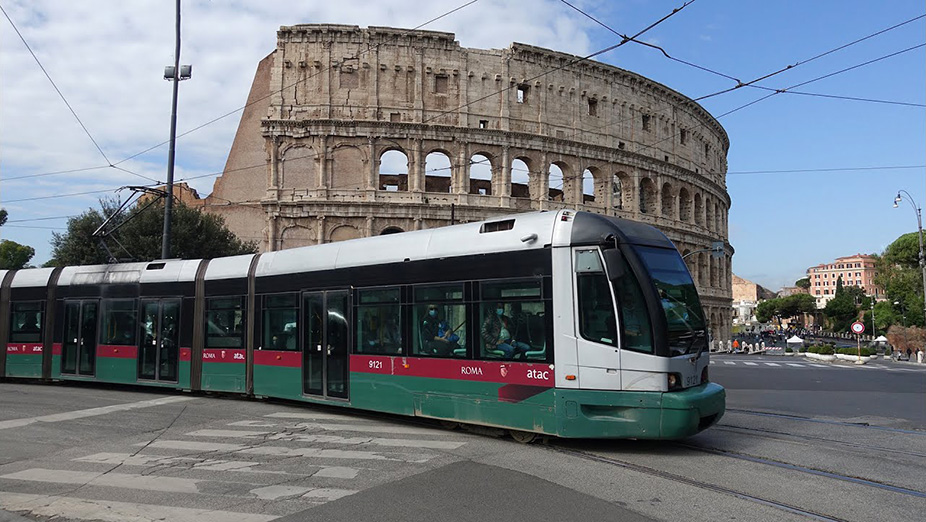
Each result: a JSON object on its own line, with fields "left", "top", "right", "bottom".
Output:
{"left": 837, "top": 347, "right": 871, "bottom": 357}
{"left": 785, "top": 346, "right": 792, "bottom": 353}
{"left": 808, "top": 345, "right": 835, "bottom": 355}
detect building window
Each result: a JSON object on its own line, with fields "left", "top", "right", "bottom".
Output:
{"left": 517, "top": 84, "right": 529, "bottom": 104}
{"left": 339, "top": 68, "right": 358, "bottom": 89}
{"left": 642, "top": 114, "right": 651, "bottom": 132}
{"left": 479, "top": 120, "right": 488, "bottom": 129}
{"left": 680, "top": 128, "right": 688, "bottom": 145}
{"left": 588, "top": 98, "right": 598, "bottom": 116}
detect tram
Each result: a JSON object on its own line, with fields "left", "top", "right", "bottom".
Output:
{"left": 0, "top": 210, "right": 724, "bottom": 440}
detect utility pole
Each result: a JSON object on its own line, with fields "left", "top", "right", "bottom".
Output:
{"left": 161, "top": 0, "right": 191, "bottom": 259}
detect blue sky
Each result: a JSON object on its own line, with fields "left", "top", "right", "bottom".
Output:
{"left": 1, "top": 0, "right": 924, "bottom": 292}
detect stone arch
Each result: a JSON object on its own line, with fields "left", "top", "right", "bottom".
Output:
{"left": 611, "top": 174, "right": 623, "bottom": 210}
{"left": 378, "top": 148, "right": 409, "bottom": 191}
{"left": 329, "top": 224, "right": 361, "bottom": 243}
{"left": 511, "top": 157, "right": 532, "bottom": 199}
{"left": 694, "top": 193, "right": 703, "bottom": 226}
{"left": 614, "top": 171, "right": 632, "bottom": 210}
{"left": 581, "top": 168, "right": 595, "bottom": 204}
{"left": 280, "top": 145, "right": 316, "bottom": 190}
{"left": 280, "top": 224, "right": 316, "bottom": 249}
{"left": 706, "top": 198, "right": 715, "bottom": 233}
{"left": 698, "top": 252, "right": 708, "bottom": 287}
{"left": 661, "top": 182, "right": 674, "bottom": 218}
{"left": 548, "top": 162, "right": 568, "bottom": 202}
{"left": 678, "top": 187, "right": 691, "bottom": 222}
{"left": 469, "top": 152, "right": 493, "bottom": 195}
{"left": 425, "top": 150, "right": 452, "bottom": 193}
{"left": 639, "top": 177, "right": 657, "bottom": 214}
{"left": 330, "top": 144, "right": 366, "bottom": 190}
{"left": 380, "top": 226, "right": 404, "bottom": 235}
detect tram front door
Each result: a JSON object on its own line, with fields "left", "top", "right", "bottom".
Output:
{"left": 302, "top": 290, "right": 349, "bottom": 399}
{"left": 139, "top": 299, "right": 180, "bottom": 382}
{"left": 62, "top": 300, "right": 98, "bottom": 376}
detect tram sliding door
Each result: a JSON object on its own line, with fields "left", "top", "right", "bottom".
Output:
{"left": 139, "top": 299, "right": 180, "bottom": 382}
{"left": 61, "top": 300, "right": 98, "bottom": 377}
{"left": 302, "top": 290, "right": 349, "bottom": 400}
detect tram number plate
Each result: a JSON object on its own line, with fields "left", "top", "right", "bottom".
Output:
{"left": 684, "top": 374, "right": 699, "bottom": 387}
{"left": 369, "top": 360, "right": 383, "bottom": 370}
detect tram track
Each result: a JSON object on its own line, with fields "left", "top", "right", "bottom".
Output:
{"left": 712, "top": 423, "right": 926, "bottom": 459}
{"left": 546, "top": 444, "right": 849, "bottom": 522}
{"left": 726, "top": 408, "right": 926, "bottom": 436}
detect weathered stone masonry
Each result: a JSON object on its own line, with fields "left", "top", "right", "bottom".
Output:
{"left": 204, "top": 24, "right": 734, "bottom": 342}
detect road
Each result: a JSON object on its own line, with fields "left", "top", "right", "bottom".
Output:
{"left": 0, "top": 357, "right": 923, "bottom": 522}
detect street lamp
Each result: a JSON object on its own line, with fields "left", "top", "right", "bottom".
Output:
{"left": 893, "top": 189, "right": 926, "bottom": 326}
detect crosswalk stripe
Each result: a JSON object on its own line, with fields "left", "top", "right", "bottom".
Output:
{"left": 0, "top": 492, "right": 277, "bottom": 522}
{"left": 723, "top": 361, "right": 735, "bottom": 365}
{"left": 786, "top": 363, "right": 805, "bottom": 367}
{"left": 290, "top": 422, "right": 451, "bottom": 435}
{"left": 0, "top": 469, "right": 199, "bottom": 493}
{"left": 764, "top": 362, "right": 781, "bottom": 366}
{"left": 237, "top": 445, "right": 435, "bottom": 463}
{"left": 0, "top": 396, "right": 194, "bottom": 431}
{"left": 743, "top": 362, "right": 758, "bottom": 366}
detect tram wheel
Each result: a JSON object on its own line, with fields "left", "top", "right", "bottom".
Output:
{"left": 509, "top": 430, "right": 538, "bottom": 444}
{"left": 440, "top": 420, "right": 461, "bottom": 430}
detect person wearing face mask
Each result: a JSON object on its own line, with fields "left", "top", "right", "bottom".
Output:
{"left": 481, "top": 302, "right": 531, "bottom": 360}
{"left": 421, "top": 304, "right": 460, "bottom": 356}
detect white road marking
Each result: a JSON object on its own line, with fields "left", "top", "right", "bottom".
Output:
{"left": 313, "top": 466, "right": 359, "bottom": 479}
{"left": 0, "top": 492, "right": 277, "bottom": 522}
{"left": 238, "top": 445, "right": 433, "bottom": 463}
{"left": 764, "top": 362, "right": 781, "bottom": 367}
{"left": 228, "top": 420, "right": 278, "bottom": 428}
{"left": 250, "top": 485, "right": 313, "bottom": 500}
{"left": 137, "top": 440, "right": 246, "bottom": 452}
{"left": 743, "top": 362, "right": 758, "bottom": 366}
{"left": 0, "top": 469, "right": 198, "bottom": 493}
{"left": 193, "top": 428, "right": 467, "bottom": 450}
{"left": 265, "top": 412, "right": 358, "bottom": 421}
{"left": 0, "top": 396, "right": 194, "bottom": 431}
{"left": 294, "top": 422, "right": 450, "bottom": 436}
{"left": 302, "top": 488, "right": 357, "bottom": 501}
{"left": 808, "top": 364, "right": 827, "bottom": 368}
{"left": 723, "top": 361, "right": 736, "bottom": 365}
{"left": 186, "top": 429, "right": 271, "bottom": 438}
{"left": 786, "top": 363, "right": 805, "bottom": 367}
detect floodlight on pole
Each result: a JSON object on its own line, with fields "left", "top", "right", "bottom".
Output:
{"left": 892, "top": 189, "right": 926, "bottom": 326}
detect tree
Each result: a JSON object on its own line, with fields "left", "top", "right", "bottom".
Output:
{"left": 824, "top": 285, "right": 867, "bottom": 333}
{"left": 754, "top": 294, "right": 816, "bottom": 326}
{"left": 874, "top": 232, "right": 925, "bottom": 328}
{"left": 47, "top": 198, "right": 258, "bottom": 266}
{"left": 0, "top": 208, "right": 7, "bottom": 227}
{"left": 0, "top": 240, "right": 35, "bottom": 269}
{"left": 795, "top": 277, "right": 810, "bottom": 289}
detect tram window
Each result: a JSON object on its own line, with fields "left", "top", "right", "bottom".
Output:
{"left": 479, "top": 280, "right": 548, "bottom": 361}
{"left": 575, "top": 249, "right": 617, "bottom": 346}
{"left": 100, "top": 299, "right": 137, "bottom": 345}
{"left": 612, "top": 272, "right": 654, "bottom": 354}
{"left": 262, "top": 293, "right": 298, "bottom": 350}
{"left": 356, "top": 288, "right": 402, "bottom": 355}
{"left": 9, "top": 302, "right": 43, "bottom": 343}
{"left": 413, "top": 284, "right": 465, "bottom": 358}
{"left": 205, "top": 296, "right": 245, "bottom": 349}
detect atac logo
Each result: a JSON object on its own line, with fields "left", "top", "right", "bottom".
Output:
{"left": 500, "top": 365, "right": 509, "bottom": 378}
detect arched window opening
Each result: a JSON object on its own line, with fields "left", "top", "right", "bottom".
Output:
{"left": 639, "top": 178, "right": 657, "bottom": 214}
{"left": 511, "top": 158, "right": 531, "bottom": 199}
{"left": 378, "top": 150, "right": 408, "bottom": 192}
{"left": 469, "top": 154, "right": 492, "bottom": 195}
{"left": 612, "top": 175, "right": 622, "bottom": 209}
{"left": 706, "top": 200, "right": 715, "bottom": 232}
{"left": 661, "top": 182, "right": 674, "bottom": 217}
{"left": 380, "top": 226, "right": 404, "bottom": 235}
{"left": 694, "top": 193, "right": 703, "bottom": 226}
{"left": 678, "top": 187, "right": 691, "bottom": 222}
{"left": 548, "top": 163, "right": 565, "bottom": 202}
{"left": 582, "top": 169, "right": 595, "bottom": 204}
{"left": 425, "top": 152, "right": 452, "bottom": 193}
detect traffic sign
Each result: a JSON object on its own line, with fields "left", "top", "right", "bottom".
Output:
{"left": 850, "top": 321, "right": 865, "bottom": 334}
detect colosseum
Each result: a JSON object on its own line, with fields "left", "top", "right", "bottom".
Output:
{"left": 201, "top": 24, "right": 734, "bottom": 342}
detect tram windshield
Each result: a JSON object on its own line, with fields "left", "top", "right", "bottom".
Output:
{"left": 634, "top": 246, "right": 707, "bottom": 356}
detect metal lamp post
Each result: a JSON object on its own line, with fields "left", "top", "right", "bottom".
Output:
{"left": 893, "top": 190, "right": 926, "bottom": 326}
{"left": 161, "top": 0, "right": 192, "bottom": 260}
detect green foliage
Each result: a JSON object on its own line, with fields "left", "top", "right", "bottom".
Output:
{"left": 836, "top": 347, "right": 871, "bottom": 357}
{"left": 0, "top": 240, "right": 35, "bottom": 269}
{"left": 823, "top": 285, "right": 867, "bottom": 333}
{"left": 795, "top": 277, "right": 810, "bottom": 289}
{"left": 807, "top": 345, "right": 835, "bottom": 355}
{"left": 0, "top": 208, "right": 7, "bottom": 227}
{"left": 47, "top": 198, "right": 258, "bottom": 266}
{"left": 875, "top": 232, "right": 925, "bottom": 328}
{"left": 754, "top": 294, "right": 816, "bottom": 324}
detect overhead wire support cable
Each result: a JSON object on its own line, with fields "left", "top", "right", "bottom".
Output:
{"left": 0, "top": 3, "right": 112, "bottom": 166}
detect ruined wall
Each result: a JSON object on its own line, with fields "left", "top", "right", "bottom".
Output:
{"left": 206, "top": 24, "right": 734, "bottom": 341}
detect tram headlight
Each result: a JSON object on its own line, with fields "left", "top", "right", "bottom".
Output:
{"left": 701, "top": 366, "right": 709, "bottom": 384}
{"left": 667, "top": 373, "right": 682, "bottom": 391}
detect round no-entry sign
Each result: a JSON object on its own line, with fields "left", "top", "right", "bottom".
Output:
{"left": 851, "top": 321, "right": 865, "bottom": 334}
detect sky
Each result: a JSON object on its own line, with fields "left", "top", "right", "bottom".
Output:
{"left": 1, "top": 0, "right": 924, "bottom": 292}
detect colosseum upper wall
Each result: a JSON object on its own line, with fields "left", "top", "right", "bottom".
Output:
{"left": 203, "top": 24, "right": 734, "bottom": 341}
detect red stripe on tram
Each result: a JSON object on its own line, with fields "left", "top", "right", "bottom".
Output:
{"left": 202, "top": 349, "right": 246, "bottom": 363}
{"left": 350, "top": 355, "right": 554, "bottom": 387}
{"left": 253, "top": 350, "right": 302, "bottom": 368}
{"left": 97, "top": 345, "right": 137, "bottom": 359}
{"left": 179, "top": 348, "right": 192, "bottom": 362}
{"left": 6, "top": 343, "right": 43, "bottom": 354}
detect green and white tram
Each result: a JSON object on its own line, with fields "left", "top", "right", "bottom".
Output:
{"left": 0, "top": 210, "right": 724, "bottom": 440}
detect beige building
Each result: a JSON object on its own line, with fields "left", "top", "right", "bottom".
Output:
{"left": 198, "top": 24, "right": 734, "bottom": 341}
{"left": 731, "top": 275, "right": 776, "bottom": 326}
{"left": 807, "top": 254, "right": 882, "bottom": 308}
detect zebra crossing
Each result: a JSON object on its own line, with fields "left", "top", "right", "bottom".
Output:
{"left": 710, "top": 358, "right": 922, "bottom": 372}
{"left": 0, "top": 404, "right": 471, "bottom": 521}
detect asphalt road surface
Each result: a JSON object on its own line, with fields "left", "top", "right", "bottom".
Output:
{"left": 1, "top": 356, "right": 923, "bottom": 522}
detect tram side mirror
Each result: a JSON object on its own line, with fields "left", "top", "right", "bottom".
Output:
{"left": 602, "top": 249, "right": 625, "bottom": 279}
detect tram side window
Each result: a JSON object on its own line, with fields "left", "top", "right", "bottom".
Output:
{"left": 205, "top": 296, "right": 245, "bottom": 349}
{"left": 575, "top": 249, "right": 617, "bottom": 346}
{"left": 356, "top": 288, "right": 402, "bottom": 355}
{"left": 414, "top": 284, "right": 466, "bottom": 358}
{"left": 261, "top": 294, "right": 298, "bottom": 350}
{"left": 611, "top": 259, "right": 654, "bottom": 354}
{"left": 479, "top": 280, "right": 549, "bottom": 361}
{"left": 10, "top": 302, "right": 43, "bottom": 343}
{"left": 100, "top": 299, "right": 137, "bottom": 345}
